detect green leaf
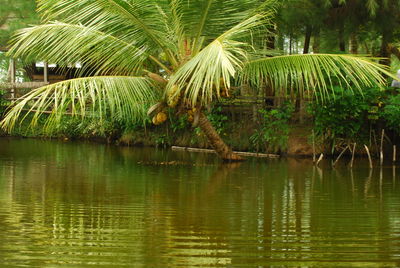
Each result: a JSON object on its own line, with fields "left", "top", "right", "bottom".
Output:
{"left": 1, "top": 76, "right": 157, "bottom": 133}
{"left": 242, "top": 54, "right": 394, "bottom": 101}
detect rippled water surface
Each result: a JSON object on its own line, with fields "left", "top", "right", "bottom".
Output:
{"left": 0, "top": 138, "right": 400, "bottom": 267}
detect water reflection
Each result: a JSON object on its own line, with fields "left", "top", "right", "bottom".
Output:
{"left": 0, "top": 138, "right": 399, "bottom": 267}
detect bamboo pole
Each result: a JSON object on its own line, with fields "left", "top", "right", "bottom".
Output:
{"left": 393, "top": 165, "right": 396, "bottom": 186}
{"left": 9, "top": 58, "right": 16, "bottom": 100}
{"left": 333, "top": 145, "right": 349, "bottom": 166}
{"left": 380, "top": 129, "right": 385, "bottom": 166}
{"left": 350, "top": 143, "right": 356, "bottom": 168}
{"left": 364, "top": 144, "right": 373, "bottom": 169}
{"left": 171, "top": 146, "right": 280, "bottom": 158}
{"left": 44, "top": 62, "right": 49, "bottom": 83}
{"left": 312, "top": 130, "right": 316, "bottom": 163}
{"left": 316, "top": 153, "right": 324, "bottom": 166}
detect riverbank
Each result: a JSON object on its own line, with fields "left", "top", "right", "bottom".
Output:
{"left": 2, "top": 89, "right": 399, "bottom": 160}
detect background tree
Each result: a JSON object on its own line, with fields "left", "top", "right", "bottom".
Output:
{"left": 0, "top": 0, "right": 38, "bottom": 50}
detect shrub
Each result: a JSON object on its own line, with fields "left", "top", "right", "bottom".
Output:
{"left": 250, "top": 102, "right": 294, "bottom": 153}
{"left": 308, "top": 87, "right": 384, "bottom": 150}
{"left": 382, "top": 93, "right": 400, "bottom": 134}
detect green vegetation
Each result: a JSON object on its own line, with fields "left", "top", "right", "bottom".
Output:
{"left": 382, "top": 93, "right": 400, "bottom": 135}
{"left": 1, "top": 1, "right": 400, "bottom": 159}
{"left": 250, "top": 103, "right": 294, "bottom": 153}
{"left": 0, "top": 0, "right": 38, "bottom": 48}
{"left": 308, "top": 86, "right": 400, "bottom": 154}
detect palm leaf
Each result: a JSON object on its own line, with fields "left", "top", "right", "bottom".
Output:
{"left": 1, "top": 76, "right": 157, "bottom": 133}
{"left": 242, "top": 54, "right": 395, "bottom": 99}
{"left": 173, "top": 0, "right": 278, "bottom": 51}
{"left": 36, "top": 0, "right": 177, "bottom": 64}
{"left": 7, "top": 22, "right": 151, "bottom": 76}
{"left": 166, "top": 14, "right": 272, "bottom": 107}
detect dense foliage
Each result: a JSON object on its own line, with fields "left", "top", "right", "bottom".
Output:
{"left": 250, "top": 103, "right": 294, "bottom": 152}
{"left": 382, "top": 93, "right": 400, "bottom": 135}
{"left": 308, "top": 86, "right": 400, "bottom": 152}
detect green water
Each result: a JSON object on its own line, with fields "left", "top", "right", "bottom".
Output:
{"left": 0, "top": 138, "right": 399, "bottom": 267}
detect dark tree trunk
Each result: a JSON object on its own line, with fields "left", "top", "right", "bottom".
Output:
{"left": 312, "top": 27, "right": 320, "bottom": 53}
{"left": 380, "top": 29, "right": 393, "bottom": 66}
{"left": 266, "top": 35, "right": 275, "bottom": 50}
{"left": 339, "top": 25, "right": 346, "bottom": 52}
{"left": 266, "top": 25, "right": 276, "bottom": 50}
{"left": 303, "top": 25, "right": 312, "bottom": 54}
{"left": 198, "top": 112, "right": 244, "bottom": 162}
{"left": 389, "top": 44, "right": 400, "bottom": 61}
{"left": 350, "top": 32, "right": 358, "bottom": 54}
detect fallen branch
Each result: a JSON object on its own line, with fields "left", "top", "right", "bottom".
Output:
{"left": 171, "top": 146, "right": 280, "bottom": 158}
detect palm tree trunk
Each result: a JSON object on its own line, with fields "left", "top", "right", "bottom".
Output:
{"left": 198, "top": 112, "right": 244, "bottom": 161}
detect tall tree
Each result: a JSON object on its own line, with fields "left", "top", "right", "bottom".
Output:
{"left": 0, "top": 0, "right": 38, "bottom": 50}
{"left": 0, "top": 0, "right": 393, "bottom": 161}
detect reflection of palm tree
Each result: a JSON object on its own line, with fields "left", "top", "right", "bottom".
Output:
{"left": 203, "top": 163, "right": 242, "bottom": 196}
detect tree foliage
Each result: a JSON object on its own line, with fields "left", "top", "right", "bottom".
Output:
{"left": 0, "top": 0, "right": 38, "bottom": 49}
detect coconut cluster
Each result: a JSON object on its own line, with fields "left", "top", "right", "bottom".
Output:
{"left": 167, "top": 85, "right": 180, "bottom": 108}
{"left": 152, "top": 111, "right": 167, "bottom": 125}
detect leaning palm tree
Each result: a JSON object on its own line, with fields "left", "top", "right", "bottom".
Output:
{"left": 0, "top": 0, "right": 393, "bottom": 161}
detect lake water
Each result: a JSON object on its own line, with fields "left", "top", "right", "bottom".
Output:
{"left": 0, "top": 138, "right": 399, "bottom": 267}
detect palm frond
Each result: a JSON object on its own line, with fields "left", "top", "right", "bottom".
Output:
{"left": 8, "top": 22, "right": 148, "bottom": 76}
{"left": 172, "top": 0, "right": 278, "bottom": 52}
{"left": 1, "top": 76, "right": 157, "bottom": 133}
{"left": 366, "top": 0, "right": 379, "bottom": 16}
{"left": 242, "top": 54, "right": 394, "bottom": 99}
{"left": 36, "top": 0, "right": 177, "bottom": 63}
{"left": 166, "top": 15, "right": 268, "bottom": 107}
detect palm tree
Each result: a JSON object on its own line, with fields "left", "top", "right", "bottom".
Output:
{"left": 0, "top": 0, "right": 393, "bottom": 161}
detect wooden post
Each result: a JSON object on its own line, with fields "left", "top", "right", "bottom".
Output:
{"left": 312, "top": 130, "right": 316, "bottom": 163}
{"left": 350, "top": 143, "right": 356, "bottom": 168}
{"left": 44, "top": 62, "right": 49, "bottom": 83}
{"left": 316, "top": 153, "right": 324, "bottom": 166}
{"left": 9, "top": 58, "right": 16, "bottom": 100}
{"left": 393, "top": 145, "right": 397, "bottom": 163}
{"left": 333, "top": 145, "right": 349, "bottom": 166}
{"left": 364, "top": 144, "right": 373, "bottom": 169}
{"left": 380, "top": 129, "right": 385, "bottom": 166}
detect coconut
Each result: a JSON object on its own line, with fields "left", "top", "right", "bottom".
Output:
{"left": 156, "top": 112, "right": 167, "bottom": 124}
{"left": 167, "top": 85, "right": 180, "bottom": 107}
{"left": 152, "top": 116, "right": 159, "bottom": 125}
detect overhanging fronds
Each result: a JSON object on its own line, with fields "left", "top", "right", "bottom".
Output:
{"left": 36, "top": 0, "right": 177, "bottom": 64}
{"left": 242, "top": 54, "right": 394, "bottom": 99}
{"left": 1, "top": 76, "right": 156, "bottom": 133}
{"left": 8, "top": 22, "right": 148, "bottom": 76}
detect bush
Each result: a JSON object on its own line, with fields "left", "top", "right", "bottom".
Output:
{"left": 382, "top": 94, "right": 400, "bottom": 134}
{"left": 0, "top": 89, "right": 10, "bottom": 118}
{"left": 308, "top": 87, "right": 384, "bottom": 150}
{"left": 250, "top": 102, "right": 294, "bottom": 153}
